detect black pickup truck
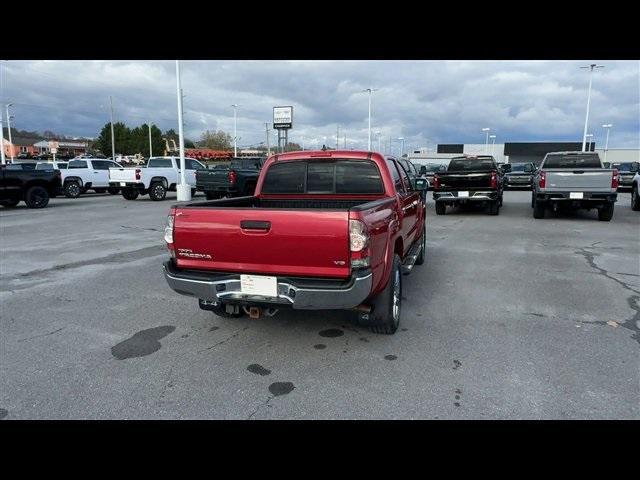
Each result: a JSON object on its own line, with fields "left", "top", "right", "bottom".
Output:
{"left": 0, "top": 163, "right": 63, "bottom": 208}
{"left": 196, "top": 157, "right": 264, "bottom": 200}
{"left": 432, "top": 155, "right": 504, "bottom": 215}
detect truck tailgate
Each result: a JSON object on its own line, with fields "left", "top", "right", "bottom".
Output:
{"left": 173, "top": 208, "right": 351, "bottom": 278}
{"left": 544, "top": 169, "right": 614, "bottom": 191}
{"left": 438, "top": 171, "right": 493, "bottom": 189}
{"left": 109, "top": 167, "right": 138, "bottom": 183}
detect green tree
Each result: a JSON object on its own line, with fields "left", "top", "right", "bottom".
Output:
{"left": 95, "top": 122, "right": 130, "bottom": 157}
{"left": 198, "top": 130, "right": 233, "bottom": 150}
{"left": 284, "top": 142, "right": 302, "bottom": 152}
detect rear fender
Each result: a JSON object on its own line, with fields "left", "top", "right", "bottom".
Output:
{"left": 64, "top": 176, "right": 83, "bottom": 186}
{"left": 151, "top": 176, "right": 169, "bottom": 188}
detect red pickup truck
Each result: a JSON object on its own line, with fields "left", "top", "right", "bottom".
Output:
{"left": 163, "top": 150, "right": 428, "bottom": 334}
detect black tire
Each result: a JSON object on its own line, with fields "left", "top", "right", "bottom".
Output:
{"left": 632, "top": 184, "right": 640, "bottom": 211}
{"left": 415, "top": 224, "right": 426, "bottom": 265}
{"left": 531, "top": 192, "right": 535, "bottom": 208}
{"left": 64, "top": 181, "right": 81, "bottom": 198}
{"left": 94, "top": 188, "right": 107, "bottom": 194}
{"left": 25, "top": 186, "right": 49, "bottom": 209}
{"left": 198, "top": 299, "right": 243, "bottom": 318}
{"left": 149, "top": 182, "right": 167, "bottom": 201}
{"left": 205, "top": 192, "right": 219, "bottom": 200}
{"left": 435, "top": 202, "right": 446, "bottom": 215}
{"left": 488, "top": 200, "right": 499, "bottom": 215}
{"left": 533, "top": 197, "right": 545, "bottom": 219}
{"left": 598, "top": 203, "right": 614, "bottom": 221}
{"left": 499, "top": 194, "right": 503, "bottom": 207}
{"left": 0, "top": 198, "right": 20, "bottom": 208}
{"left": 191, "top": 188, "right": 197, "bottom": 197}
{"left": 121, "top": 189, "right": 139, "bottom": 200}
{"left": 365, "top": 254, "right": 402, "bottom": 335}
{"left": 108, "top": 187, "right": 120, "bottom": 195}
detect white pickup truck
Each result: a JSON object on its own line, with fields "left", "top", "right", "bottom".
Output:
{"left": 60, "top": 158, "right": 123, "bottom": 198}
{"left": 108, "top": 156, "right": 206, "bottom": 201}
{"left": 532, "top": 152, "right": 618, "bottom": 221}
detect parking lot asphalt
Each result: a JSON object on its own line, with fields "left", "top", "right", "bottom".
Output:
{"left": 1, "top": 190, "right": 638, "bottom": 419}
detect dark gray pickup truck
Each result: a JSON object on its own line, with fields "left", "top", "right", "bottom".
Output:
{"left": 196, "top": 157, "right": 264, "bottom": 200}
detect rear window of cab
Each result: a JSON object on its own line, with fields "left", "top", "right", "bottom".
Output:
{"left": 261, "top": 159, "right": 384, "bottom": 194}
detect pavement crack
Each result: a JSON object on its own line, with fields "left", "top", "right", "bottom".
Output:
{"left": 574, "top": 247, "right": 640, "bottom": 295}
{"left": 198, "top": 326, "right": 250, "bottom": 353}
{"left": 247, "top": 395, "right": 273, "bottom": 420}
{"left": 17, "top": 327, "right": 65, "bottom": 343}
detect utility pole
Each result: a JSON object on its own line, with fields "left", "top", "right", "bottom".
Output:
{"left": 175, "top": 60, "right": 190, "bottom": 201}
{"left": 148, "top": 121, "right": 153, "bottom": 158}
{"left": 580, "top": 64, "right": 604, "bottom": 152}
{"left": 265, "top": 122, "right": 271, "bottom": 155}
{"left": 109, "top": 96, "right": 116, "bottom": 161}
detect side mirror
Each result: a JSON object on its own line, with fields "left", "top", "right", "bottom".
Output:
{"left": 419, "top": 166, "right": 427, "bottom": 175}
{"left": 414, "top": 178, "right": 428, "bottom": 191}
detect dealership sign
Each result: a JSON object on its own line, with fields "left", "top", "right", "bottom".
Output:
{"left": 273, "top": 106, "right": 293, "bottom": 129}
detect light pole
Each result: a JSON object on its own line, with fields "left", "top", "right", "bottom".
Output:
{"left": 489, "top": 134, "right": 496, "bottom": 155}
{"left": 482, "top": 127, "right": 490, "bottom": 153}
{"left": 362, "top": 88, "right": 378, "bottom": 150}
{"left": 602, "top": 123, "right": 613, "bottom": 164}
{"left": 397, "top": 137, "right": 405, "bottom": 157}
{"left": 0, "top": 114, "right": 5, "bottom": 165}
{"left": 580, "top": 64, "right": 604, "bottom": 152}
{"left": 231, "top": 104, "right": 239, "bottom": 157}
{"left": 5, "top": 103, "right": 14, "bottom": 161}
{"left": 585, "top": 133, "right": 594, "bottom": 151}
{"left": 175, "top": 60, "right": 190, "bottom": 201}
{"left": 147, "top": 121, "right": 153, "bottom": 158}
{"left": 109, "top": 96, "right": 116, "bottom": 161}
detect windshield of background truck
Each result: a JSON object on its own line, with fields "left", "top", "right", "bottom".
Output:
{"left": 448, "top": 158, "right": 495, "bottom": 171}
{"left": 543, "top": 154, "right": 601, "bottom": 169}
{"left": 230, "top": 159, "right": 262, "bottom": 170}
{"left": 612, "top": 162, "right": 634, "bottom": 172}
{"left": 509, "top": 164, "right": 529, "bottom": 172}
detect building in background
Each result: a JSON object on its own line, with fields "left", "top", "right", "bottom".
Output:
{"left": 33, "top": 139, "right": 88, "bottom": 157}
{"left": 1, "top": 131, "right": 41, "bottom": 157}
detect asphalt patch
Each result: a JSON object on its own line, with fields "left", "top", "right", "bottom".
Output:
{"left": 111, "top": 326, "right": 176, "bottom": 360}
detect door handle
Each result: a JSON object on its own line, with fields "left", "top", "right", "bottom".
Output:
{"left": 241, "top": 220, "right": 271, "bottom": 230}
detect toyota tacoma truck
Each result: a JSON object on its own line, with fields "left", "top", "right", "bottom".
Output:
{"left": 432, "top": 155, "right": 503, "bottom": 215}
{"left": 196, "top": 157, "right": 264, "bottom": 200}
{"left": 163, "top": 150, "right": 428, "bottom": 334}
{"left": 0, "top": 163, "right": 62, "bottom": 208}
{"left": 531, "top": 152, "right": 618, "bottom": 221}
{"left": 109, "top": 156, "right": 206, "bottom": 201}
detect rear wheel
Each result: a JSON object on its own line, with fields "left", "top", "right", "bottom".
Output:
{"left": 25, "top": 186, "right": 49, "bottom": 208}
{"left": 121, "top": 189, "right": 139, "bottom": 200}
{"left": 198, "top": 299, "right": 243, "bottom": 318}
{"left": 149, "top": 182, "right": 167, "bottom": 201}
{"left": 363, "top": 254, "right": 402, "bottom": 335}
{"left": 598, "top": 203, "right": 614, "bottom": 221}
{"left": 632, "top": 184, "right": 640, "bottom": 211}
{"left": 533, "top": 197, "right": 545, "bottom": 218}
{"left": 64, "top": 181, "right": 81, "bottom": 198}
{"left": 435, "top": 202, "right": 446, "bottom": 215}
{"left": 488, "top": 200, "right": 500, "bottom": 215}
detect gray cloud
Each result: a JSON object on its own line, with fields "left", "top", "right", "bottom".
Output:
{"left": 1, "top": 60, "right": 638, "bottom": 151}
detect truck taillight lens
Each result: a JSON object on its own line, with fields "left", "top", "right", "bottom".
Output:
{"left": 164, "top": 213, "right": 175, "bottom": 247}
{"left": 538, "top": 170, "right": 546, "bottom": 189}
{"left": 490, "top": 171, "right": 497, "bottom": 189}
{"left": 228, "top": 170, "right": 237, "bottom": 184}
{"left": 611, "top": 169, "right": 619, "bottom": 189}
{"left": 433, "top": 174, "right": 440, "bottom": 190}
{"left": 135, "top": 168, "right": 141, "bottom": 180}
{"left": 349, "top": 219, "right": 370, "bottom": 269}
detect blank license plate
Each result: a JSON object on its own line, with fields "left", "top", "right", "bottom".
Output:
{"left": 240, "top": 274, "right": 278, "bottom": 297}
{"left": 569, "top": 192, "right": 583, "bottom": 199}
{"left": 458, "top": 191, "right": 469, "bottom": 198}
{"left": 120, "top": 182, "right": 126, "bottom": 187}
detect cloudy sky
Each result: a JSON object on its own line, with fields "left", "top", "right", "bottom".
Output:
{"left": 1, "top": 60, "right": 638, "bottom": 153}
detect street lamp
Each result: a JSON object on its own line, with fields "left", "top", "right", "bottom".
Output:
{"left": 580, "top": 64, "right": 605, "bottom": 152}
{"left": 397, "top": 137, "right": 405, "bottom": 157}
{"left": 5, "top": 103, "right": 14, "bottom": 161}
{"left": 602, "top": 124, "right": 613, "bottom": 163}
{"left": 482, "top": 127, "right": 490, "bottom": 153}
{"left": 175, "top": 60, "right": 190, "bottom": 201}
{"left": 489, "top": 134, "right": 496, "bottom": 155}
{"left": 361, "top": 88, "right": 378, "bottom": 150}
{"left": 231, "top": 104, "right": 240, "bottom": 157}
{"left": 147, "top": 121, "right": 153, "bottom": 158}
{"left": 585, "top": 133, "right": 594, "bottom": 151}
{"left": 0, "top": 114, "right": 5, "bottom": 165}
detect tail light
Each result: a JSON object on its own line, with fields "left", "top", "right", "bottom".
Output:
{"left": 611, "top": 169, "right": 619, "bottom": 189}
{"left": 349, "top": 219, "right": 370, "bottom": 269}
{"left": 228, "top": 170, "right": 237, "bottom": 185}
{"left": 433, "top": 173, "right": 440, "bottom": 190}
{"left": 135, "top": 168, "right": 141, "bottom": 180}
{"left": 538, "top": 170, "right": 546, "bottom": 189}
{"left": 490, "top": 170, "right": 497, "bottom": 189}
{"left": 164, "top": 209, "right": 176, "bottom": 258}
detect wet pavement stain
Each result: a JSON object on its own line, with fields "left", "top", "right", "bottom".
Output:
{"left": 0, "top": 408, "right": 7, "bottom": 419}
{"left": 384, "top": 355, "right": 397, "bottom": 361}
{"left": 111, "top": 326, "right": 176, "bottom": 360}
{"left": 269, "top": 382, "right": 295, "bottom": 396}
{"left": 454, "top": 388, "right": 462, "bottom": 407}
{"left": 209, "top": 326, "right": 219, "bottom": 332}
{"left": 453, "top": 359, "right": 462, "bottom": 370}
{"left": 247, "top": 364, "right": 271, "bottom": 376}
{"left": 181, "top": 334, "right": 189, "bottom": 338}
{"left": 359, "top": 337, "right": 369, "bottom": 343}
{"left": 319, "top": 328, "right": 344, "bottom": 338}
{"left": 314, "top": 344, "right": 327, "bottom": 350}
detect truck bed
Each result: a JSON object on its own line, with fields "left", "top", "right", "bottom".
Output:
{"left": 178, "top": 196, "right": 386, "bottom": 210}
